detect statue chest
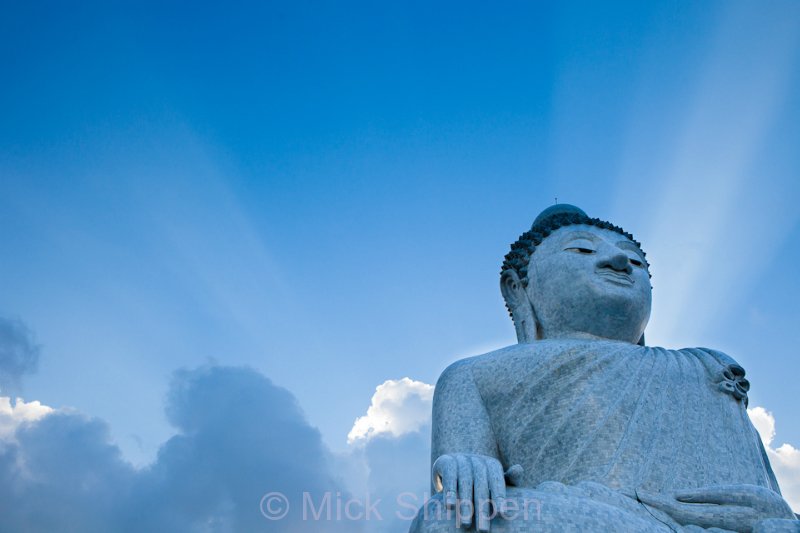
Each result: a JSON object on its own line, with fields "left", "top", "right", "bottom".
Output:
{"left": 473, "top": 344, "right": 771, "bottom": 491}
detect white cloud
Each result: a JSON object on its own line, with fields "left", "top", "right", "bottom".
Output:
{"left": 348, "top": 378, "right": 434, "bottom": 444}
{"left": 748, "top": 406, "right": 800, "bottom": 512}
{"left": 749, "top": 406, "right": 776, "bottom": 445}
{"left": 0, "top": 396, "right": 53, "bottom": 441}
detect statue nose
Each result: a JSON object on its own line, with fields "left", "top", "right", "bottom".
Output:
{"left": 597, "top": 252, "right": 633, "bottom": 274}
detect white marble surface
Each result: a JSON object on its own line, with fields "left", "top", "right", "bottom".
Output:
{"left": 410, "top": 206, "right": 797, "bottom": 532}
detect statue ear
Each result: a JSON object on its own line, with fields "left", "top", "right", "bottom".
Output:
{"left": 501, "top": 269, "right": 538, "bottom": 343}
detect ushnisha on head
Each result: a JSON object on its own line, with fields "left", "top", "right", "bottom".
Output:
{"left": 501, "top": 204, "right": 652, "bottom": 345}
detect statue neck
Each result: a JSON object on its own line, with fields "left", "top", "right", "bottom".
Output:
{"left": 532, "top": 319, "right": 644, "bottom": 344}
{"left": 536, "top": 329, "right": 631, "bottom": 343}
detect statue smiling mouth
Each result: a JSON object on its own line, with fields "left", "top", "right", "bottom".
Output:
{"left": 596, "top": 269, "right": 634, "bottom": 286}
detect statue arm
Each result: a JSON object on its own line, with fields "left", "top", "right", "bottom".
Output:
{"left": 695, "top": 347, "right": 782, "bottom": 493}
{"left": 430, "top": 359, "right": 500, "bottom": 466}
{"left": 427, "top": 359, "right": 509, "bottom": 531}
{"left": 636, "top": 347, "right": 796, "bottom": 528}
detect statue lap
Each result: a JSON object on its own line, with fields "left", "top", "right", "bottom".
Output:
{"left": 410, "top": 482, "right": 679, "bottom": 532}
{"left": 410, "top": 484, "right": 800, "bottom": 532}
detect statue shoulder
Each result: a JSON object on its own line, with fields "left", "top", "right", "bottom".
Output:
{"left": 677, "top": 346, "right": 750, "bottom": 405}
{"left": 690, "top": 346, "right": 744, "bottom": 369}
{"left": 434, "top": 357, "right": 477, "bottom": 392}
{"left": 435, "top": 344, "right": 537, "bottom": 393}
{"left": 431, "top": 351, "right": 510, "bottom": 461}
{"left": 675, "top": 346, "right": 746, "bottom": 375}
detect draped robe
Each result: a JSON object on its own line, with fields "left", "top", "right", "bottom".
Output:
{"left": 412, "top": 340, "right": 789, "bottom": 532}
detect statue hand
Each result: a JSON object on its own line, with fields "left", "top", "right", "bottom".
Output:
{"left": 636, "top": 484, "right": 795, "bottom": 532}
{"left": 432, "top": 453, "right": 520, "bottom": 532}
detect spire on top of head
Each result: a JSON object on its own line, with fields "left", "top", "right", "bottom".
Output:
{"left": 531, "top": 204, "right": 588, "bottom": 229}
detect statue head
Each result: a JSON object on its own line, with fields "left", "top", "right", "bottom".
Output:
{"left": 501, "top": 205, "right": 652, "bottom": 345}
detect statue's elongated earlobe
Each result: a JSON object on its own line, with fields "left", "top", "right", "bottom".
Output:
{"left": 501, "top": 270, "right": 538, "bottom": 344}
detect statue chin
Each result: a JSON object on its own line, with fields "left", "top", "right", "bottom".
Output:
{"left": 533, "top": 284, "right": 650, "bottom": 345}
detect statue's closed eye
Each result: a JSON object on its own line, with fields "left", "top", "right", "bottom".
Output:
{"left": 565, "top": 247, "right": 596, "bottom": 254}
{"left": 630, "top": 258, "right": 644, "bottom": 267}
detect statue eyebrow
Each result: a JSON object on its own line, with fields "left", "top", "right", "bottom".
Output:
{"left": 617, "top": 240, "right": 646, "bottom": 259}
{"left": 563, "top": 231, "right": 598, "bottom": 243}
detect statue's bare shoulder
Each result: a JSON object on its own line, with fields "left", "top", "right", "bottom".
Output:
{"left": 431, "top": 345, "right": 538, "bottom": 462}
{"left": 436, "top": 344, "right": 528, "bottom": 386}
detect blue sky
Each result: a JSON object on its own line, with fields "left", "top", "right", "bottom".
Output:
{"left": 1, "top": 1, "right": 800, "bottom": 529}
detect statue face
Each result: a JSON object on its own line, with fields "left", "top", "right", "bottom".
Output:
{"left": 526, "top": 224, "right": 652, "bottom": 343}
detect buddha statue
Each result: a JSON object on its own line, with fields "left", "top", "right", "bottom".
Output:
{"left": 410, "top": 205, "right": 797, "bottom": 532}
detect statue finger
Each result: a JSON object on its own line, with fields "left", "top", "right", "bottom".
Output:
{"left": 642, "top": 499, "right": 721, "bottom": 526}
{"left": 676, "top": 485, "right": 793, "bottom": 517}
{"left": 470, "top": 456, "right": 491, "bottom": 532}
{"left": 431, "top": 455, "right": 457, "bottom": 508}
{"left": 456, "top": 454, "right": 474, "bottom": 528}
{"left": 487, "top": 459, "right": 506, "bottom": 514}
{"left": 635, "top": 489, "right": 682, "bottom": 514}
{"left": 638, "top": 491, "right": 759, "bottom": 531}
{"left": 683, "top": 505, "right": 760, "bottom": 532}
{"left": 675, "top": 485, "right": 744, "bottom": 505}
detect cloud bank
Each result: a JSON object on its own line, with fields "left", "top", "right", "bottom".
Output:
{"left": 0, "top": 310, "right": 436, "bottom": 533}
{"left": 0, "top": 365, "right": 358, "bottom": 532}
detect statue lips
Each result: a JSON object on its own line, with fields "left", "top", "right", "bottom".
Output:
{"left": 595, "top": 268, "right": 634, "bottom": 286}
